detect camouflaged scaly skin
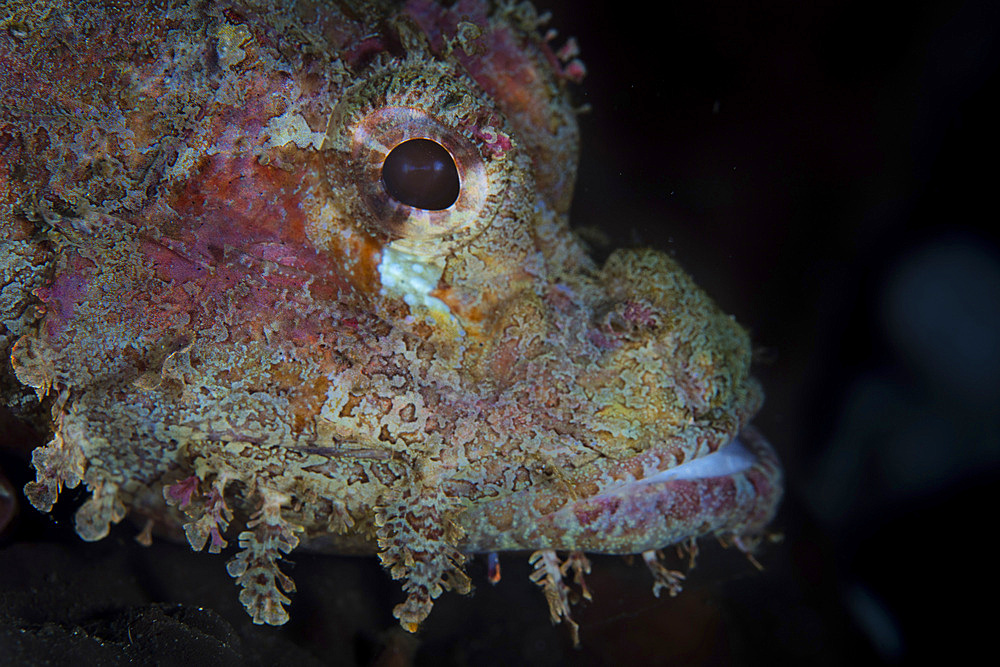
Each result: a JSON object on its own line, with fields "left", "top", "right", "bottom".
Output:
{"left": 0, "top": 0, "right": 782, "bottom": 635}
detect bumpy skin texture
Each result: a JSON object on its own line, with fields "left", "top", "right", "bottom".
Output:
{"left": 0, "top": 0, "right": 782, "bottom": 636}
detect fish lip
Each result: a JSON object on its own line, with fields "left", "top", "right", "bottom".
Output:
{"left": 593, "top": 423, "right": 778, "bottom": 498}
{"left": 459, "top": 424, "right": 783, "bottom": 555}
{"left": 567, "top": 424, "right": 783, "bottom": 550}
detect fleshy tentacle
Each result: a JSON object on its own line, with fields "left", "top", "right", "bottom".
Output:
{"left": 226, "top": 487, "right": 303, "bottom": 626}
{"left": 376, "top": 490, "right": 472, "bottom": 632}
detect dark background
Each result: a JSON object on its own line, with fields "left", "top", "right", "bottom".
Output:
{"left": 3, "top": 1, "right": 999, "bottom": 664}
{"left": 558, "top": 0, "right": 1000, "bottom": 664}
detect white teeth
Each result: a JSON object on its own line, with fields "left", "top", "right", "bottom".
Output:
{"left": 638, "top": 437, "right": 756, "bottom": 485}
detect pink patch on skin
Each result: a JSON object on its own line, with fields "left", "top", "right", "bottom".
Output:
{"left": 209, "top": 526, "right": 227, "bottom": 550}
{"left": 562, "top": 59, "right": 587, "bottom": 83}
{"left": 405, "top": 0, "right": 487, "bottom": 54}
{"left": 623, "top": 300, "right": 656, "bottom": 327}
{"left": 165, "top": 475, "right": 200, "bottom": 509}
{"left": 203, "top": 485, "right": 232, "bottom": 551}
{"left": 406, "top": 0, "right": 551, "bottom": 112}
{"left": 467, "top": 120, "right": 512, "bottom": 157}
{"left": 35, "top": 257, "right": 96, "bottom": 332}
{"left": 343, "top": 35, "right": 387, "bottom": 68}
{"left": 118, "top": 145, "right": 361, "bottom": 349}
{"left": 555, "top": 37, "right": 580, "bottom": 62}
{"left": 586, "top": 328, "right": 619, "bottom": 351}
{"left": 259, "top": 243, "right": 300, "bottom": 266}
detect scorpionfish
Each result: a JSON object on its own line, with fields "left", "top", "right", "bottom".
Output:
{"left": 0, "top": 0, "right": 782, "bottom": 641}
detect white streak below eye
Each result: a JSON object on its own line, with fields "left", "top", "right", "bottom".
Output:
{"left": 378, "top": 242, "right": 455, "bottom": 320}
{"left": 639, "top": 437, "right": 756, "bottom": 484}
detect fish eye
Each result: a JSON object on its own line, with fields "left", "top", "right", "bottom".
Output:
{"left": 328, "top": 100, "right": 506, "bottom": 248}
{"left": 381, "top": 138, "right": 460, "bottom": 211}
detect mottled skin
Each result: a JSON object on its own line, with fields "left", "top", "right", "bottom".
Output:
{"left": 0, "top": 0, "right": 781, "bottom": 637}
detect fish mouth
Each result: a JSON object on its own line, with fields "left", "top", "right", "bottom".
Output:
{"left": 459, "top": 424, "right": 783, "bottom": 555}
{"left": 583, "top": 423, "right": 781, "bottom": 522}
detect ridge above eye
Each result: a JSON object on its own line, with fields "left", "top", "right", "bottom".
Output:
{"left": 381, "top": 138, "right": 460, "bottom": 211}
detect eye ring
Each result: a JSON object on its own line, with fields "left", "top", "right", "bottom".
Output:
{"left": 345, "top": 106, "right": 494, "bottom": 255}
{"left": 323, "top": 60, "right": 517, "bottom": 262}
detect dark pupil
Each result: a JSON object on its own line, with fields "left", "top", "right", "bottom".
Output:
{"left": 381, "top": 138, "right": 460, "bottom": 210}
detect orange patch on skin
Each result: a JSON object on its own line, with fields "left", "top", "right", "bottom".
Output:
{"left": 288, "top": 375, "right": 332, "bottom": 434}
